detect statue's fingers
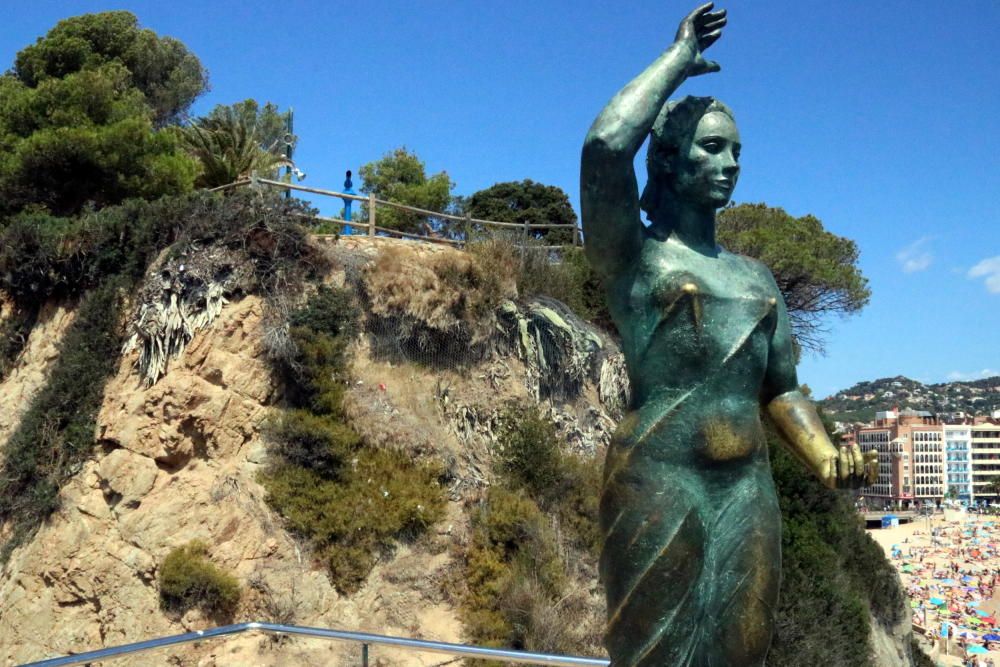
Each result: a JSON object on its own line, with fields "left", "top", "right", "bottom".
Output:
{"left": 866, "top": 452, "right": 878, "bottom": 483}
{"left": 687, "top": 2, "right": 716, "bottom": 23}
{"left": 839, "top": 446, "right": 851, "bottom": 481}
{"left": 851, "top": 445, "right": 865, "bottom": 477}
{"left": 701, "top": 16, "right": 727, "bottom": 32}
{"left": 699, "top": 29, "right": 723, "bottom": 50}
{"left": 819, "top": 455, "right": 834, "bottom": 488}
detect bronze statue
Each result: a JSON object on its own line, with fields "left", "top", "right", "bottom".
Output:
{"left": 580, "top": 4, "right": 877, "bottom": 665}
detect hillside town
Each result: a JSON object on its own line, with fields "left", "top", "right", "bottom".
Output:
{"left": 841, "top": 407, "right": 1000, "bottom": 510}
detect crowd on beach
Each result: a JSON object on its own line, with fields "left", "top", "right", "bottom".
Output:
{"left": 879, "top": 513, "right": 1000, "bottom": 666}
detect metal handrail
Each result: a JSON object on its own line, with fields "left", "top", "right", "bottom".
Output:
{"left": 21, "top": 621, "right": 611, "bottom": 667}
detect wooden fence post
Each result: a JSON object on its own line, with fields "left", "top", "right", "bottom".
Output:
{"left": 368, "top": 192, "right": 376, "bottom": 237}
{"left": 464, "top": 213, "right": 472, "bottom": 246}
{"left": 522, "top": 219, "right": 530, "bottom": 245}
{"left": 572, "top": 225, "right": 581, "bottom": 247}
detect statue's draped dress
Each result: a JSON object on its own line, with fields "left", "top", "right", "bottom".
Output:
{"left": 600, "top": 230, "right": 798, "bottom": 666}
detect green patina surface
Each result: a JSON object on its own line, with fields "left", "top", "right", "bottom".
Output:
{"left": 578, "top": 4, "right": 870, "bottom": 665}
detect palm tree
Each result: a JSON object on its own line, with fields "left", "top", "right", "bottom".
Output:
{"left": 179, "top": 100, "right": 293, "bottom": 188}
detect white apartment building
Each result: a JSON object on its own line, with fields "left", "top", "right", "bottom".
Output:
{"left": 912, "top": 429, "right": 944, "bottom": 499}
{"left": 857, "top": 427, "right": 893, "bottom": 499}
{"left": 944, "top": 425, "right": 973, "bottom": 502}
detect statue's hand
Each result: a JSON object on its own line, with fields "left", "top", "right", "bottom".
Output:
{"left": 675, "top": 3, "right": 727, "bottom": 77}
{"left": 812, "top": 443, "right": 878, "bottom": 490}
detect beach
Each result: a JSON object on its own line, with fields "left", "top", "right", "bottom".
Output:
{"left": 868, "top": 512, "right": 1000, "bottom": 666}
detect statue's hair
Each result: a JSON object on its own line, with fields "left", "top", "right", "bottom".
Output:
{"left": 639, "top": 96, "right": 735, "bottom": 219}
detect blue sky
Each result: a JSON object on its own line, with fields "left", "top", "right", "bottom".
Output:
{"left": 6, "top": 1, "right": 999, "bottom": 398}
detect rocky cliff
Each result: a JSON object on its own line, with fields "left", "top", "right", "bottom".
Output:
{"left": 0, "top": 237, "right": 620, "bottom": 666}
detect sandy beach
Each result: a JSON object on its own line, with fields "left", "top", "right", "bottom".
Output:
{"left": 868, "top": 512, "right": 1000, "bottom": 666}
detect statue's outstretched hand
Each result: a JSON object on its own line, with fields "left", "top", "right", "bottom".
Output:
{"left": 817, "top": 443, "right": 879, "bottom": 490}
{"left": 675, "top": 3, "right": 727, "bottom": 76}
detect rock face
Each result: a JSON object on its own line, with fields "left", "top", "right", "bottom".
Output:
{"left": 0, "top": 300, "right": 76, "bottom": 445}
{"left": 0, "top": 292, "right": 462, "bottom": 666}
{"left": 870, "top": 608, "right": 916, "bottom": 667}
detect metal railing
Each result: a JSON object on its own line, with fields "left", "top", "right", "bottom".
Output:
{"left": 21, "top": 621, "right": 611, "bottom": 667}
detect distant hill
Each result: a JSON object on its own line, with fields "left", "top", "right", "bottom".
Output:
{"left": 819, "top": 375, "right": 1000, "bottom": 424}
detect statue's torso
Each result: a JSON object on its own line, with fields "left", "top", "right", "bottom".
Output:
{"left": 608, "top": 234, "right": 781, "bottom": 464}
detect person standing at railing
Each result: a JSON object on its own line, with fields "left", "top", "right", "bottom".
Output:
{"left": 342, "top": 170, "right": 356, "bottom": 234}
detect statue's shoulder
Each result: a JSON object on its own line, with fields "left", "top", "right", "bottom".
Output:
{"left": 718, "top": 247, "right": 781, "bottom": 291}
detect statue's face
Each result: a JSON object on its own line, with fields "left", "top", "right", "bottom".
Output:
{"left": 669, "top": 111, "right": 741, "bottom": 208}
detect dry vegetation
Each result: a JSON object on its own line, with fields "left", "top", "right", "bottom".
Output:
{"left": 362, "top": 244, "right": 517, "bottom": 365}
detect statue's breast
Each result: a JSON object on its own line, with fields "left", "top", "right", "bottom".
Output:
{"left": 626, "top": 253, "right": 779, "bottom": 379}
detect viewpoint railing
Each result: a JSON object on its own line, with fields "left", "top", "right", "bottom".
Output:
{"left": 211, "top": 177, "right": 581, "bottom": 249}
{"left": 20, "top": 621, "right": 611, "bottom": 667}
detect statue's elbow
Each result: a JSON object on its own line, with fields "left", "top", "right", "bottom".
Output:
{"left": 583, "top": 123, "right": 629, "bottom": 160}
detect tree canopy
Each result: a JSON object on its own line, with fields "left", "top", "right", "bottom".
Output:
{"left": 357, "top": 147, "right": 454, "bottom": 235}
{"left": 466, "top": 179, "right": 577, "bottom": 243}
{"left": 0, "top": 11, "right": 205, "bottom": 217}
{"left": 718, "top": 203, "right": 870, "bottom": 355}
{"left": 12, "top": 11, "right": 207, "bottom": 126}
{"left": 179, "top": 100, "right": 294, "bottom": 188}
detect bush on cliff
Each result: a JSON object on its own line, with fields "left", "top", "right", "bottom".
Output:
{"left": 460, "top": 403, "right": 604, "bottom": 658}
{"left": 159, "top": 540, "right": 241, "bottom": 617}
{"left": 0, "top": 279, "right": 126, "bottom": 563}
{"left": 261, "top": 286, "right": 446, "bottom": 593}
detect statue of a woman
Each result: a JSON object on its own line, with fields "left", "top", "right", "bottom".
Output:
{"left": 580, "top": 4, "right": 876, "bottom": 665}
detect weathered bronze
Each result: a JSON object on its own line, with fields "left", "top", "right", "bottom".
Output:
{"left": 580, "top": 4, "right": 877, "bottom": 665}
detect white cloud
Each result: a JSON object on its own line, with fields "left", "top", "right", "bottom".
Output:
{"left": 968, "top": 256, "right": 1000, "bottom": 294}
{"left": 946, "top": 369, "right": 1000, "bottom": 381}
{"left": 895, "top": 237, "right": 933, "bottom": 273}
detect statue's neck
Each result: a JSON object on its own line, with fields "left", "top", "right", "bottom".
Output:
{"left": 650, "top": 201, "right": 718, "bottom": 254}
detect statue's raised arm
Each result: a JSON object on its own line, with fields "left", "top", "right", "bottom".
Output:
{"left": 580, "top": 3, "right": 726, "bottom": 278}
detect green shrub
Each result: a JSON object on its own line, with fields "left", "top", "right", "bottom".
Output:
{"left": 159, "top": 541, "right": 241, "bottom": 616}
{"left": 496, "top": 403, "right": 563, "bottom": 499}
{"left": 462, "top": 487, "right": 568, "bottom": 651}
{"left": 261, "top": 287, "right": 446, "bottom": 593}
{"left": 265, "top": 410, "right": 360, "bottom": 477}
{"left": 288, "top": 285, "right": 360, "bottom": 340}
{"left": 261, "top": 451, "right": 445, "bottom": 593}
{"left": 0, "top": 280, "right": 125, "bottom": 562}
{"left": 283, "top": 325, "right": 350, "bottom": 416}
{"left": 495, "top": 402, "right": 601, "bottom": 553}
{"left": 0, "top": 305, "right": 38, "bottom": 381}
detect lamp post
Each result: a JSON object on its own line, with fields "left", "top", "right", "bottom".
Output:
{"left": 284, "top": 108, "right": 294, "bottom": 199}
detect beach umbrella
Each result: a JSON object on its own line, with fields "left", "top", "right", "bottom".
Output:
{"left": 969, "top": 645, "right": 988, "bottom": 655}
{"left": 930, "top": 597, "right": 946, "bottom": 605}
{"left": 942, "top": 579, "right": 958, "bottom": 585}
{"left": 976, "top": 610, "right": 990, "bottom": 617}
{"left": 962, "top": 576, "right": 976, "bottom": 582}
{"left": 983, "top": 633, "right": 1000, "bottom": 641}
{"left": 969, "top": 601, "right": 982, "bottom": 607}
